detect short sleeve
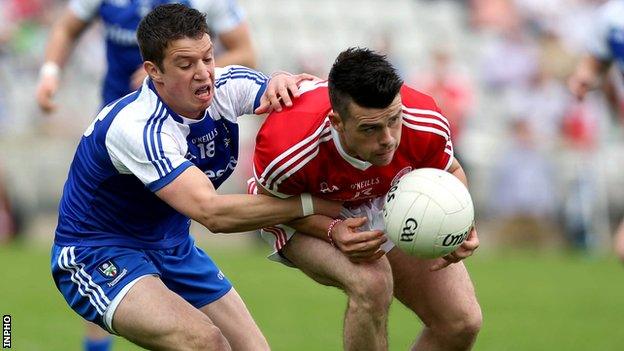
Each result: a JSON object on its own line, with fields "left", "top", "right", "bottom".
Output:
{"left": 421, "top": 103, "right": 454, "bottom": 171}
{"left": 253, "top": 161, "right": 307, "bottom": 199}
{"left": 192, "top": 0, "right": 246, "bottom": 34}
{"left": 420, "top": 130, "right": 454, "bottom": 171}
{"left": 253, "top": 111, "right": 309, "bottom": 198}
{"left": 587, "top": 3, "right": 614, "bottom": 60}
{"left": 69, "top": 0, "right": 102, "bottom": 21}
{"left": 401, "top": 86, "right": 454, "bottom": 171}
{"left": 106, "top": 116, "right": 193, "bottom": 192}
{"left": 213, "top": 65, "right": 268, "bottom": 120}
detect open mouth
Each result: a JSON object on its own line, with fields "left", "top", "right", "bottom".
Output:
{"left": 194, "top": 85, "right": 212, "bottom": 100}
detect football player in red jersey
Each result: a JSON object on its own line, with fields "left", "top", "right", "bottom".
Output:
{"left": 250, "top": 48, "right": 481, "bottom": 351}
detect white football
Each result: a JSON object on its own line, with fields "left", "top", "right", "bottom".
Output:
{"left": 382, "top": 168, "right": 474, "bottom": 258}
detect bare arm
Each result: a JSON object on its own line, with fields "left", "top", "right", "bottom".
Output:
{"left": 257, "top": 185, "right": 386, "bottom": 263}
{"left": 614, "top": 218, "right": 624, "bottom": 263}
{"left": 447, "top": 157, "right": 468, "bottom": 187}
{"left": 214, "top": 23, "right": 257, "bottom": 69}
{"left": 156, "top": 166, "right": 340, "bottom": 233}
{"left": 568, "top": 54, "right": 611, "bottom": 101}
{"left": 36, "top": 8, "right": 90, "bottom": 113}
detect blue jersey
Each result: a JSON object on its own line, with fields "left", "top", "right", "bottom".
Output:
{"left": 69, "top": 0, "right": 245, "bottom": 105}
{"left": 54, "top": 66, "right": 268, "bottom": 249}
{"left": 589, "top": 0, "right": 624, "bottom": 74}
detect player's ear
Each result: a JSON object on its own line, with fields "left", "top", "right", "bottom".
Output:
{"left": 144, "top": 61, "right": 163, "bottom": 83}
{"left": 329, "top": 110, "right": 344, "bottom": 132}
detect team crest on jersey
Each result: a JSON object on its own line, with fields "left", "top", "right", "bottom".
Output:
{"left": 97, "top": 260, "right": 119, "bottom": 278}
{"left": 391, "top": 167, "right": 413, "bottom": 186}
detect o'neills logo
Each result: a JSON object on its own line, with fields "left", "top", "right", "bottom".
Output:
{"left": 442, "top": 230, "right": 469, "bottom": 247}
{"left": 391, "top": 167, "right": 412, "bottom": 187}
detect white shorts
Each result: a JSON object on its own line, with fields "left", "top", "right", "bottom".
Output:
{"left": 261, "top": 195, "right": 395, "bottom": 267}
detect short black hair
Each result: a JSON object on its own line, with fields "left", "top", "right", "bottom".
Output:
{"left": 137, "top": 4, "right": 209, "bottom": 71}
{"left": 328, "top": 47, "right": 403, "bottom": 119}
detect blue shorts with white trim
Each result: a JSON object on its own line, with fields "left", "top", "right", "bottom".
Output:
{"left": 50, "top": 235, "right": 232, "bottom": 331}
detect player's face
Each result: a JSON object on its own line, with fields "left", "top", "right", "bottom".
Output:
{"left": 335, "top": 94, "right": 403, "bottom": 166}
{"left": 148, "top": 34, "right": 215, "bottom": 119}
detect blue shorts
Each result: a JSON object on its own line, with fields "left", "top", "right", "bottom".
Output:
{"left": 50, "top": 236, "right": 232, "bottom": 332}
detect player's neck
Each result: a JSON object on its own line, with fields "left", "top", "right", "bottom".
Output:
{"left": 331, "top": 126, "right": 372, "bottom": 170}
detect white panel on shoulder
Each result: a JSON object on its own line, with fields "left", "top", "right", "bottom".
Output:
{"left": 211, "top": 65, "right": 268, "bottom": 122}
{"left": 588, "top": 0, "right": 624, "bottom": 60}
{"left": 191, "top": 0, "right": 246, "bottom": 34}
{"left": 69, "top": 0, "right": 103, "bottom": 21}
{"left": 105, "top": 88, "right": 191, "bottom": 185}
{"left": 298, "top": 80, "right": 327, "bottom": 95}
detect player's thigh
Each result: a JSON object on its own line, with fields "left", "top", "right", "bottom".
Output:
{"left": 113, "top": 275, "right": 220, "bottom": 349}
{"left": 387, "top": 247, "right": 480, "bottom": 325}
{"left": 51, "top": 244, "right": 159, "bottom": 331}
{"left": 282, "top": 233, "right": 391, "bottom": 290}
{"left": 199, "top": 288, "right": 268, "bottom": 349}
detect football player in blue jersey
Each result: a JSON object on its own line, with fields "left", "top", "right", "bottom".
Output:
{"left": 568, "top": 0, "right": 624, "bottom": 261}
{"left": 35, "top": 1, "right": 277, "bottom": 349}
{"left": 50, "top": 4, "right": 338, "bottom": 350}
{"left": 36, "top": 0, "right": 256, "bottom": 114}
{"left": 568, "top": 0, "right": 624, "bottom": 101}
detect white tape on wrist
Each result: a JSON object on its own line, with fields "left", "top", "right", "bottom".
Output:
{"left": 300, "top": 193, "right": 314, "bottom": 216}
{"left": 40, "top": 62, "right": 60, "bottom": 78}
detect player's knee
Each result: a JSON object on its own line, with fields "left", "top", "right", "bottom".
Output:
{"left": 181, "top": 324, "right": 230, "bottom": 351}
{"left": 345, "top": 261, "right": 393, "bottom": 311}
{"left": 435, "top": 306, "right": 482, "bottom": 343}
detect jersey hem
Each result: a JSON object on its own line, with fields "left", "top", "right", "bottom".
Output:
{"left": 53, "top": 232, "right": 189, "bottom": 250}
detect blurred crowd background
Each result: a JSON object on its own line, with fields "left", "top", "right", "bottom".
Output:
{"left": 1, "top": 0, "right": 623, "bottom": 253}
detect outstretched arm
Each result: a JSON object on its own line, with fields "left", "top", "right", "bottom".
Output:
{"left": 256, "top": 185, "right": 386, "bottom": 264}
{"left": 36, "top": 7, "right": 89, "bottom": 114}
{"left": 215, "top": 22, "right": 256, "bottom": 69}
{"left": 156, "top": 166, "right": 341, "bottom": 233}
{"left": 568, "top": 54, "right": 611, "bottom": 101}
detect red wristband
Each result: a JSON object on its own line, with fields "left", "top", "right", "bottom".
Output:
{"left": 327, "top": 219, "right": 342, "bottom": 247}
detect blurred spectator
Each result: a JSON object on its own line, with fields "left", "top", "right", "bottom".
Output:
{"left": 0, "top": 0, "right": 23, "bottom": 243}
{"left": 370, "top": 28, "right": 407, "bottom": 78}
{"left": 489, "top": 118, "right": 561, "bottom": 248}
{"left": 560, "top": 101, "right": 603, "bottom": 249}
{"left": 0, "top": 166, "right": 15, "bottom": 243}
{"left": 566, "top": 0, "right": 624, "bottom": 256}
{"left": 480, "top": 27, "right": 539, "bottom": 92}
{"left": 295, "top": 49, "right": 328, "bottom": 79}
{"left": 538, "top": 29, "right": 578, "bottom": 83}
{"left": 506, "top": 66, "right": 568, "bottom": 150}
{"left": 410, "top": 46, "right": 475, "bottom": 157}
{"left": 469, "top": 0, "right": 521, "bottom": 32}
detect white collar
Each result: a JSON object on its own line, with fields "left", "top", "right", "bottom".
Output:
{"left": 330, "top": 124, "right": 372, "bottom": 171}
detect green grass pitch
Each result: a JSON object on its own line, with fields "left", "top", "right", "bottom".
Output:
{"left": 1, "top": 242, "right": 623, "bottom": 350}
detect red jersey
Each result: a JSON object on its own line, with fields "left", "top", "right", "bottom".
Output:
{"left": 253, "top": 81, "right": 453, "bottom": 206}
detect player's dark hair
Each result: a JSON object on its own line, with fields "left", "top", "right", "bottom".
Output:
{"left": 328, "top": 47, "right": 403, "bottom": 119}
{"left": 137, "top": 4, "right": 209, "bottom": 71}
